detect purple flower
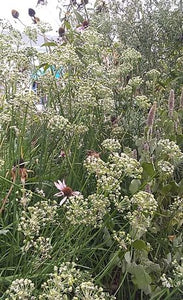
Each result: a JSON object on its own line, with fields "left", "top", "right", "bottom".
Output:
{"left": 54, "top": 180, "right": 80, "bottom": 206}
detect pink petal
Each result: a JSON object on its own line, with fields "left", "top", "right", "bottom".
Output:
{"left": 72, "top": 191, "right": 80, "bottom": 196}
{"left": 62, "top": 179, "right": 66, "bottom": 188}
{"left": 59, "top": 196, "right": 67, "bottom": 206}
{"left": 54, "top": 191, "right": 64, "bottom": 197}
{"left": 54, "top": 181, "right": 61, "bottom": 189}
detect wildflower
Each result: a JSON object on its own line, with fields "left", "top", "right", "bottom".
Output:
{"left": 59, "top": 149, "right": 66, "bottom": 158}
{"left": 147, "top": 101, "right": 157, "bottom": 127}
{"left": 54, "top": 180, "right": 80, "bottom": 205}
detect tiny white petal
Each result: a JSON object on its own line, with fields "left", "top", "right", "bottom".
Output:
{"left": 59, "top": 196, "right": 67, "bottom": 206}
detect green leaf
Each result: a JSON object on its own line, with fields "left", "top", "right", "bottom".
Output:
{"left": 41, "top": 42, "right": 57, "bottom": 47}
{"left": 129, "top": 179, "right": 141, "bottom": 194}
{"left": 128, "top": 263, "right": 152, "bottom": 295}
{"left": 64, "top": 21, "right": 71, "bottom": 30}
{"left": 132, "top": 239, "right": 149, "bottom": 251}
{"left": 142, "top": 162, "right": 156, "bottom": 178}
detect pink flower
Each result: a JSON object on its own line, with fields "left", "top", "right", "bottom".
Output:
{"left": 54, "top": 179, "right": 80, "bottom": 206}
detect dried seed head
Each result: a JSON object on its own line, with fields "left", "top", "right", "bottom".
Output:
{"left": 11, "top": 167, "right": 16, "bottom": 182}
{"left": 58, "top": 27, "right": 65, "bottom": 37}
{"left": 33, "top": 17, "right": 40, "bottom": 24}
{"left": 82, "top": 20, "right": 89, "bottom": 28}
{"left": 19, "top": 168, "right": 28, "bottom": 185}
{"left": 28, "top": 8, "right": 36, "bottom": 17}
{"left": 11, "top": 9, "right": 19, "bottom": 19}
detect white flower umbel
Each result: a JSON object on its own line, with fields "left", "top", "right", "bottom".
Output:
{"left": 5, "top": 278, "right": 35, "bottom": 299}
{"left": 102, "top": 138, "right": 121, "bottom": 152}
{"left": 111, "top": 152, "right": 143, "bottom": 179}
{"left": 65, "top": 194, "right": 110, "bottom": 227}
{"left": 157, "top": 160, "right": 174, "bottom": 179}
{"left": 157, "top": 139, "right": 183, "bottom": 163}
{"left": 127, "top": 191, "right": 158, "bottom": 238}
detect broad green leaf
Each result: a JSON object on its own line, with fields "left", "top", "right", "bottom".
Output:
{"left": 128, "top": 263, "right": 152, "bottom": 295}
{"left": 142, "top": 162, "right": 156, "bottom": 178}
{"left": 129, "top": 179, "right": 141, "bottom": 194}
{"left": 132, "top": 239, "right": 149, "bottom": 251}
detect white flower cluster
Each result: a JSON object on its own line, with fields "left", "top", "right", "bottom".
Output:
{"left": 157, "top": 160, "right": 174, "bottom": 178}
{"left": 18, "top": 200, "right": 57, "bottom": 251}
{"left": 23, "top": 26, "right": 38, "bottom": 43}
{"left": 113, "top": 196, "right": 131, "bottom": 213}
{"left": 127, "top": 191, "right": 157, "bottom": 238}
{"left": 111, "top": 152, "right": 143, "bottom": 179}
{"left": 84, "top": 156, "right": 109, "bottom": 176}
{"left": 157, "top": 139, "right": 183, "bottom": 162}
{"left": 128, "top": 76, "right": 143, "bottom": 89}
{"left": 113, "top": 230, "right": 132, "bottom": 250}
{"left": 168, "top": 197, "right": 183, "bottom": 228}
{"left": 5, "top": 278, "right": 35, "bottom": 300}
{"left": 134, "top": 95, "right": 151, "bottom": 110}
{"left": 65, "top": 194, "right": 110, "bottom": 227}
{"left": 47, "top": 114, "right": 70, "bottom": 132}
{"left": 146, "top": 69, "right": 160, "bottom": 80}
{"left": 84, "top": 149, "right": 143, "bottom": 207}
{"left": 53, "top": 44, "right": 83, "bottom": 67}
{"left": 102, "top": 138, "right": 121, "bottom": 152}
{"left": 161, "top": 259, "right": 183, "bottom": 288}
{"left": 121, "top": 48, "right": 142, "bottom": 65}
{"left": 74, "top": 281, "right": 115, "bottom": 299}
{"left": 39, "top": 262, "right": 115, "bottom": 300}
{"left": 30, "top": 236, "right": 52, "bottom": 260}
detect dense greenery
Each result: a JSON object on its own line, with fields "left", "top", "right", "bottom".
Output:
{"left": 0, "top": 0, "right": 183, "bottom": 299}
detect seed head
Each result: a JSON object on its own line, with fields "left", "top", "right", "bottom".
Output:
{"left": 28, "top": 8, "right": 36, "bottom": 17}
{"left": 11, "top": 9, "right": 19, "bottom": 19}
{"left": 58, "top": 27, "right": 65, "bottom": 37}
{"left": 82, "top": 20, "right": 89, "bottom": 28}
